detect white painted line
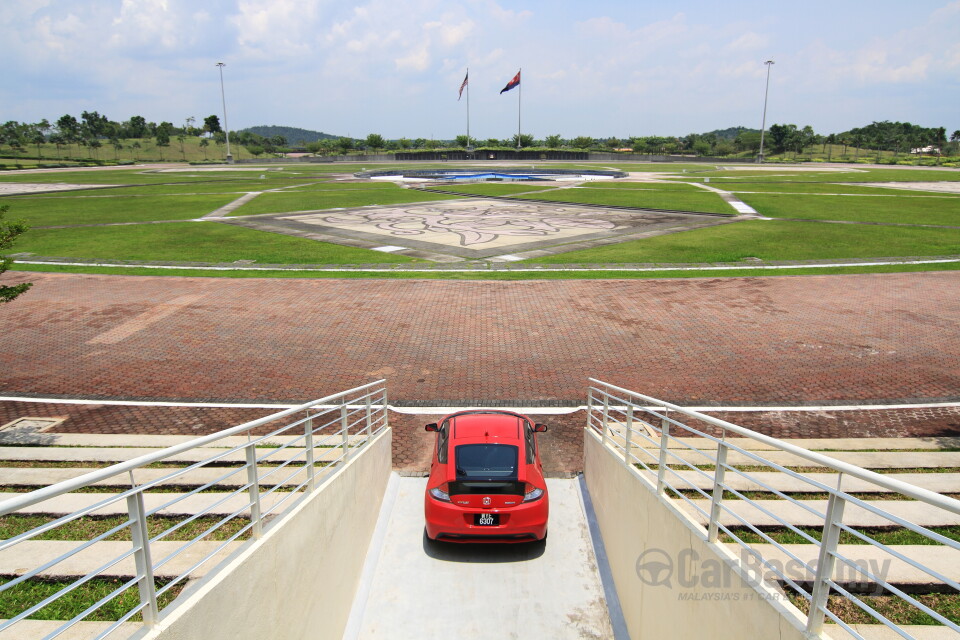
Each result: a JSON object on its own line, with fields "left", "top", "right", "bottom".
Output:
{"left": 730, "top": 201, "right": 757, "bottom": 214}
{"left": 492, "top": 254, "right": 524, "bottom": 262}
{"left": 14, "top": 257, "right": 960, "bottom": 272}
{"left": 388, "top": 406, "right": 583, "bottom": 415}
{"left": 0, "top": 396, "right": 296, "bottom": 409}
{"left": 372, "top": 246, "right": 406, "bottom": 253}
{"left": 1, "top": 397, "right": 958, "bottom": 414}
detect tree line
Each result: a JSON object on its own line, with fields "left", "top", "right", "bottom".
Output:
{"left": 0, "top": 112, "right": 297, "bottom": 162}
{"left": 2, "top": 112, "right": 958, "bottom": 162}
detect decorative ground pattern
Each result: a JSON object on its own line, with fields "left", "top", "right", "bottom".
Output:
{"left": 238, "top": 199, "right": 731, "bottom": 260}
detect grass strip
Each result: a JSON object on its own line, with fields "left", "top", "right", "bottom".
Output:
{"left": 11, "top": 222, "right": 418, "bottom": 264}
{"left": 719, "top": 524, "right": 960, "bottom": 546}
{"left": 0, "top": 513, "right": 251, "bottom": 542}
{"left": 788, "top": 591, "right": 960, "bottom": 626}
{"left": 580, "top": 181, "right": 710, "bottom": 191}
{"left": 0, "top": 576, "right": 182, "bottom": 622}
{"left": 2, "top": 194, "right": 240, "bottom": 226}
{"left": 229, "top": 185, "right": 460, "bottom": 215}
{"left": 738, "top": 193, "right": 960, "bottom": 226}
{"left": 512, "top": 186, "right": 734, "bottom": 214}
{"left": 522, "top": 220, "right": 960, "bottom": 264}
{"left": 724, "top": 182, "right": 960, "bottom": 196}
{"left": 12, "top": 260, "right": 960, "bottom": 280}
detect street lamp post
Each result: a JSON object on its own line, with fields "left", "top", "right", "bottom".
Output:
{"left": 757, "top": 60, "right": 774, "bottom": 164}
{"left": 215, "top": 62, "right": 232, "bottom": 164}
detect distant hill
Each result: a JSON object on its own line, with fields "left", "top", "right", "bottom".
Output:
{"left": 702, "top": 126, "right": 759, "bottom": 140}
{"left": 239, "top": 125, "right": 339, "bottom": 144}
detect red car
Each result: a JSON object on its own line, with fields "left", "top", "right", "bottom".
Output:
{"left": 423, "top": 410, "right": 549, "bottom": 543}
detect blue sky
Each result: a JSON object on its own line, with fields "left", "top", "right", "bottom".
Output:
{"left": 2, "top": 0, "right": 958, "bottom": 139}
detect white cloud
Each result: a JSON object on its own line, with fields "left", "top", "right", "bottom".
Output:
{"left": 395, "top": 43, "right": 431, "bottom": 71}
{"left": 726, "top": 31, "right": 769, "bottom": 52}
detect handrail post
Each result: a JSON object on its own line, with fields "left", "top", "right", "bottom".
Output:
{"left": 382, "top": 386, "right": 389, "bottom": 431}
{"left": 601, "top": 394, "right": 610, "bottom": 449}
{"left": 126, "top": 489, "right": 159, "bottom": 625}
{"left": 341, "top": 399, "right": 350, "bottom": 461}
{"left": 623, "top": 405, "right": 634, "bottom": 465}
{"left": 304, "top": 412, "right": 316, "bottom": 493}
{"left": 656, "top": 409, "right": 670, "bottom": 495}
{"left": 807, "top": 477, "right": 847, "bottom": 635}
{"left": 708, "top": 435, "right": 729, "bottom": 542}
{"left": 586, "top": 388, "right": 594, "bottom": 431}
{"left": 245, "top": 444, "right": 263, "bottom": 538}
{"left": 365, "top": 393, "right": 373, "bottom": 438}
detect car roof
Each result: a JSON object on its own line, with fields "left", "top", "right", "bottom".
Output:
{"left": 447, "top": 411, "right": 526, "bottom": 442}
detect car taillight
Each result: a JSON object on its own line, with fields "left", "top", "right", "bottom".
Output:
{"left": 429, "top": 483, "right": 450, "bottom": 502}
{"left": 522, "top": 483, "right": 544, "bottom": 502}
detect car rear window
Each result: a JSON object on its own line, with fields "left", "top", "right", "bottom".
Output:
{"left": 455, "top": 444, "right": 518, "bottom": 480}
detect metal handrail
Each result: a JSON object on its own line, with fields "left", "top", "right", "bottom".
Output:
{"left": 0, "top": 380, "right": 389, "bottom": 640}
{"left": 0, "top": 380, "right": 385, "bottom": 516}
{"left": 587, "top": 379, "right": 960, "bottom": 639}
{"left": 589, "top": 378, "right": 960, "bottom": 514}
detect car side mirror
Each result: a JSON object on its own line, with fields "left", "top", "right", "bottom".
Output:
{"left": 425, "top": 423, "right": 439, "bottom": 432}
{"left": 534, "top": 423, "right": 548, "bottom": 433}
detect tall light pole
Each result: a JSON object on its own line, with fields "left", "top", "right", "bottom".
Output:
{"left": 215, "top": 62, "right": 232, "bottom": 163}
{"left": 757, "top": 60, "right": 774, "bottom": 163}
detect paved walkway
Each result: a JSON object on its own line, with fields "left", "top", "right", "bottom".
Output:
{"left": 3, "top": 271, "right": 960, "bottom": 474}
{"left": 2, "top": 271, "right": 958, "bottom": 406}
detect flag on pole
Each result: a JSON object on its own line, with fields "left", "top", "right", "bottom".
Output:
{"left": 458, "top": 71, "right": 469, "bottom": 100}
{"left": 499, "top": 70, "right": 520, "bottom": 94}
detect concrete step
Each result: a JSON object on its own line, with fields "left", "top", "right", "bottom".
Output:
{"left": 0, "top": 444, "right": 357, "bottom": 465}
{"left": 0, "top": 432, "right": 352, "bottom": 448}
{"left": 725, "top": 544, "right": 959, "bottom": 586}
{"left": 0, "top": 490, "right": 290, "bottom": 518}
{"left": 826, "top": 624, "right": 958, "bottom": 639}
{"left": 0, "top": 620, "right": 139, "bottom": 640}
{"left": 623, "top": 445, "right": 960, "bottom": 469}
{"left": 0, "top": 540, "right": 243, "bottom": 579}
{"left": 684, "top": 499, "right": 960, "bottom": 528}
{"left": 678, "top": 436, "right": 960, "bottom": 452}
{"left": 0, "top": 465, "right": 309, "bottom": 488}
{"left": 641, "top": 470, "right": 960, "bottom": 494}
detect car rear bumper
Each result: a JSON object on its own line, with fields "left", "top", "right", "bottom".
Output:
{"left": 424, "top": 493, "right": 548, "bottom": 542}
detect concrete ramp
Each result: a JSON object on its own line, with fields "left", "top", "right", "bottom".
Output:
{"left": 346, "top": 476, "right": 615, "bottom": 640}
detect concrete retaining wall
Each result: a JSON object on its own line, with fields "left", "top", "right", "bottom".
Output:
{"left": 140, "top": 429, "right": 392, "bottom": 640}
{"left": 583, "top": 430, "right": 810, "bottom": 640}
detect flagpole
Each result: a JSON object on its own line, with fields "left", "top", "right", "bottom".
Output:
{"left": 517, "top": 68, "right": 522, "bottom": 150}
{"left": 466, "top": 68, "right": 471, "bottom": 151}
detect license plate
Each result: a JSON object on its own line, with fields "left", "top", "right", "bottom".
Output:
{"left": 475, "top": 513, "right": 499, "bottom": 526}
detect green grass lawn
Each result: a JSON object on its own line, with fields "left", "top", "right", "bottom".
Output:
{"left": 280, "top": 181, "right": 410, "bottom": 192}
{"left": 13, "top": 261, "right": 960, "bottom": 280}
{"left": 10, "top": 221, "right": 418, "bottom": 263}
{"left": 0, "top": 576, "right": 182, "bottom": 622}
{"left": 581, "top": 181, "right": 709, "bottom": 191}
{"left": 0, "top": 169, "right": 228, "bottom": 184}
{"left": 433, "top": 183, "right": 560, "bottom": 196}
{"left": 229, "top": 186, "right": 460, "bottom": 215}
{"left": 513, "top": 186, "right": 734, "bottom": 214}
{"left": 723, "top": 182, "right": 960, "bottom": 195}
{"left": 738, "top": 193, "right": 960, "bottom": 225}
{"left": 522, "top": 219, "right": 960, "bottom": 263}
{"left": 606, "top": 163, "right": 722, "bottom": 172}
{"left": 71, "top": 180, "right": 314, "bottom": 195}
{"left": 678, "top": 167, "right": 960, "bottom": 183}
{"left": 3, "top": 193, "right": 239, "bottom": 226}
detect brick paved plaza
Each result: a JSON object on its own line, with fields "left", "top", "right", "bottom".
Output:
{"left": 1, "top": 271, "right": 959, "bottom": 472}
